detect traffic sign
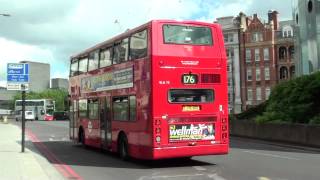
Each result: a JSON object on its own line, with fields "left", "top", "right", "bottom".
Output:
{"left": 7, "top": 63, "right": 29, "bottom": 91}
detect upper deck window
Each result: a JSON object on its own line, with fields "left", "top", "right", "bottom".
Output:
{"left": 113, "top": 38, "right": 129, "bottom": 64}
{"left": 88, "top": 50, "right": 99, "bottom": 71}
{"left": 163, "top": 24, "right": 213, "bottom": 45}
{"left": 100, "top": 47, "right": 112, "bottom": 68}
{"left": 70, "top": 59, "right": 78, "bottom": 76}
{"left": 130, "top": 30, "right": 147, "bottom": 60}
{"left": 79, "top": 58, "right": 88, "bottom": 74}
{"left": 168, "top": 89, "right": 214, "bottom": 103}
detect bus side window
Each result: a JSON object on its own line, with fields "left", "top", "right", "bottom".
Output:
{"left": 113, "top": 38, "right": 129, "bottom": 64}
{"left": 130, "top": 30, "right": 147, "bottom": 60}
{"left": 113, "top": 97, "right": 129, "bottom": 121}
{"left": 78, "top": 58, "right": 88, "bottom": 74}
{"left": 70, "top": 58, "right": 79, "bottom": 77}
{"left": 99, "top": 47, "right": 112, "bottom": 68}
{"left": 88, "top": 50, "right": 99, "bottom": 71}
{"left": 88, "top": 99, "right": 99, "bottom": 119}
{"left": 129, "top": 96, "right": 136, "bottom": 121}
{"left": 79, "top": 99, "right": 88, "bottom": 118}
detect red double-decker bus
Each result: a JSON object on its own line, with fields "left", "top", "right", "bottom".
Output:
{"left": 69, "top": 20, "right": 228, "bottom": 160}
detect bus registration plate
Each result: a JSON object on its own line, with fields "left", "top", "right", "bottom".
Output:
{"left": 182, "top": 105, "right": 200, "bottom": 112}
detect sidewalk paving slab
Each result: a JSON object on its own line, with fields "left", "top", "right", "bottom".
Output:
{"left": 0, "top": 122, "right": 65, "bottom": 180}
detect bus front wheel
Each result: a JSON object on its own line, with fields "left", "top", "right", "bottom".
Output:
{"left": 118, "top": 135, "right": 129, "bottom": 160}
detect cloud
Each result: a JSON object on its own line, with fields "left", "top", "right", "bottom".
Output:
{"left": 0, "top": 0, "right": 294, "bottom": 86}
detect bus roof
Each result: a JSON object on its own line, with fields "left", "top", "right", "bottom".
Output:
{"left": 70, "top": 20, "right": 219, "bottom": 60}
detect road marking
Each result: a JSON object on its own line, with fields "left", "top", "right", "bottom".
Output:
{"left": 258, "top": 177, "right": 271, "bottom": 180}
{"left": 139, "top": 174, "right": 205, "bottom": 180}
{"left": 243, "top": 150, "right": 300, "bottom": 160}
{"left": 208, "top": 174, "right": 227, "bottom": 180}
{"left": 26, "top": 129, "right": 83, "bottom": 180}
{"left": 193, "top": 166, "right": 207, "bottom": 171}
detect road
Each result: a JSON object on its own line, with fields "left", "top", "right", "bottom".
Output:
{"left": 12, "top": 120, "right": 320, "bottom": 180}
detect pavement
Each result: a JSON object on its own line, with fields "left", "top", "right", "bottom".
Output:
{"left": 0, "top": 121, "right": 65, "bottom": 180}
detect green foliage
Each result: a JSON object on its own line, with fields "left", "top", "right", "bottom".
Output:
{"left": 309, "top": 114, "right": 320, "bottom": 125}
{"left": 12, "top": 89, "right": 68, "bottom": 111}
{"left": 252, "top": 71, "right": 320, "bottom": 124}
{"left": 236, "top": 102, "right": 266, "bottom": 120}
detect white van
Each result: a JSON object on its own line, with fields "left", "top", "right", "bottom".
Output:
{"left": 15, "top": 111, "right": 35, "bottom": 121}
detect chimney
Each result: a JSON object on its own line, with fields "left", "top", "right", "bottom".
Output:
{"left": 271, "top": 10, "right": 279, "bottom": 30}
{"left": 268, "top": 10, "right": 273, "bottom": 22}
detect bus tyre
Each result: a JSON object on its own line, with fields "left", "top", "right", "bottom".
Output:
{"left": 119, "top": 136, "right": 129, "bottom": 160}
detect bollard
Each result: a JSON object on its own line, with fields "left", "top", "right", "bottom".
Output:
{"left": 3, "top": 116, "right": 8, "bottom": 124}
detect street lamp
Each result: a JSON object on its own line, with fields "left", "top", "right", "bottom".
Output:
{"left": 0, "top": 13, "right": 10, "bottom": 17}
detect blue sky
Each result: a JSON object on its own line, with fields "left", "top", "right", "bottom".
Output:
{"left": 0, "top": 0, "right": 292, "bottom": 87}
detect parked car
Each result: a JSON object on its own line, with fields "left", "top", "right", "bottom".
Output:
{"left": 15, "top": 111, "right": 35, "bottom": 121}
{"left": 53, "top": 111, "right": 69, "bottom": 120}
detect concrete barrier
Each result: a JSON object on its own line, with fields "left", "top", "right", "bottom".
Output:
{"left": 230, "top": 119, "right": 320, "bottom": 148}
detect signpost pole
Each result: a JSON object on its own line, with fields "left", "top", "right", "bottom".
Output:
{"left": 21, "top": 84, "right": 26, "bottom": 153}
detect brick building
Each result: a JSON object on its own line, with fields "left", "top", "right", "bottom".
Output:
{"left": 238, "top": 11, "right": 279, "bottom": 110}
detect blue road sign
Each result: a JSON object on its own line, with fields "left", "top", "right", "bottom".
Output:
{"left": 7, "top": 63, "right": 29, "bottom": 83}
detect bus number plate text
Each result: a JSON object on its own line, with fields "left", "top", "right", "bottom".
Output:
{"left": 182, "top": 74, "right": 198, "bottom": 84}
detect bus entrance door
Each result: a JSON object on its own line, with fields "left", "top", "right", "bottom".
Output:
{"left": 100, "top": 97, "right": 112, "bottom": 149}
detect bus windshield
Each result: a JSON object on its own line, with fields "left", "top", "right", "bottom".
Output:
{"left": 163, "top": 24, "right": 213, "bottom": 45}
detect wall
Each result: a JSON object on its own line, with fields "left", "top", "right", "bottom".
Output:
{"left": 230, "top": 119, "right": 320, "bottom": 147}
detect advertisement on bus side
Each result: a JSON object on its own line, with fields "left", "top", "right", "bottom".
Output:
{"left": 169, "top": 124, "right": 215, "bottom": 141}
{"left": 81, "top": 67, "right": 133, "bottom": 93}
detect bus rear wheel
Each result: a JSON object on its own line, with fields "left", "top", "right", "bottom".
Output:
{"left": 118, "top": 136, "right": 129, "bottom": 160}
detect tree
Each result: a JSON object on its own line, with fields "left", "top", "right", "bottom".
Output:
{"left": 12, "top": 89, "right": 69, "bottom": 111}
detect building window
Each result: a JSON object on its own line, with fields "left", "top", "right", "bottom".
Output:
{"left": 308, "top": 0, "right": 313, "bottom": 13}
{"left": 252, "top": 32, "right": 263, "bottom": 42}
{"left": 229, "top": 34, "right": 234, "bottom": 42}
{"left": 280, "top": 66, "right": 288, "bottom": 80}
{"left": 264, "top": 48, "right": 269, "bottom": 61}
{"left": 265, "top": 67, "right": 270, "bottom": 80}
{"left": 265, "top": 87, "right": 271, "bottom": 99}
{"left": 289, "top": 46, "right": 294, "bottom": 59}
{"left": 256, "top": 68, "right": 261, "bottom": 81}
{"left": 256, "top": 87, "right": 262, "bottom": 101}
{"left": 247, "top": 69, "right": 252, "bottom": 81}
{"left": 224, "top": 34, "right": 228, "bottom": 42}
{"left": 279, "top": 46, "right": 287, "bottom": 59}
{"left": 88, "top": 99, "right": 99, "bottom": 119}
{"left": 246, "top": 49, "right": 251, "bottom": 62}
{"left": 247, "top": 88, "right": 253, "bottom": 101}
{"left": 255, "top": 49, "right": 260, "bottom": 61}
